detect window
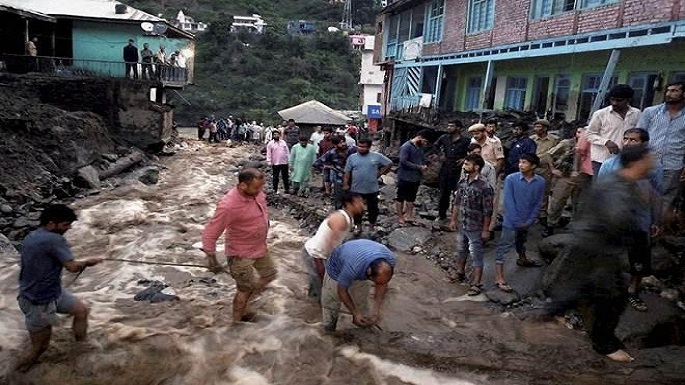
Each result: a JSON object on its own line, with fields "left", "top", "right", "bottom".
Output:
{"left": 627, "top": 72, "right": 658, "bottom": 110}
{"left": 553, "top": 75, "right": 571, "bottom": 113}
{"left": 468, "top": 0, "right": 495, "bottom": 34}
{"left": 425, "top": 0, "right": 444, "bottom": 43}
{"left": 532, "top": 0, "right": 618, "bottom": 19}
{"left": 577, "top": 73, "right": 617, "bottom": 120}
{"left": 504, "top": 77, "right": 528, "bottom": 110}
{"left": 466, "top": 77, "right": 482, "bottom": 111}
{"left": 411, "top": 4, "right": 426, "bottom": 39}
{"left": 670, "top": 72, "right": 685, "bottom": 83}
{"left": 384, "top": 15, "right": 399, "bottom": 59}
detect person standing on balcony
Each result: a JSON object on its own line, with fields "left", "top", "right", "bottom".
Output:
{"left": 155, "top": 45, "right": 167, "bottom": 80}
{"left": 140, "top": 43, "right": 154, "bottom": 80}
{"left": 25, "top": 37, "right": 38, "bottom": 56}
{"left": 123, "top": 39, "right": 139, "bottom": 80}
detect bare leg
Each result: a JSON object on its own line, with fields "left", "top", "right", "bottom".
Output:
{"left": 16, "top": 328, "right": 52, "bottom": 372}
{"left": 455, "top": 256, "right": 467, "bottom": 275}
{"left": 495, "top": 264, "right": 506, "bottom": 284}
{"left": 471, "top": 266, "right": 483, "bottom": 287}
{"left": 628, "top": 275, "right": 641, "bottom": 295}
{"left": 232, "top": 290, "right": 252, "bottom": 323}
{"left": 405, "top": 202, "right": 415, "bottom": 221}
{"left": 71, "top": 300, "right": 89, "bottom": 341}
{"left": 396, "top": 201, "right": 405, "bottom": 224}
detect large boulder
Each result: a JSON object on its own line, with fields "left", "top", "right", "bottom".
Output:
{"left": 537, "top": 232, "right": 574, "bottom": 263}
{"left": 75, "top": 165, "right": 101, "bottom": 189}
{"left": 387, "top": 226, "right": 432, "bottom": 252}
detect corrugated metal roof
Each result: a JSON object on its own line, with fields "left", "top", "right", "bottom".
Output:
{"left": 278, "top": 100, "right": 352, "bottom": 126}
{"left": 0, "top": 3, "right": 55, "bottom": 22}
{"left": 0, "top": 0, "right": 160, "bottom": 22}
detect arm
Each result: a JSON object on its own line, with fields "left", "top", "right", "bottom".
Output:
{"left": 503, "top": 176, "right": 521, "bottom": 227}
{"left": 201, "top": 200, "right": 231, "bottom": 272}
{"left": 524, "top": 180, "right": 546, "bottom": 227}
{"left": 343, "top": 172, "right": 351, "bottom": 190}
{"left": 449, "top": 186, "right": 462, "bottom": 229}
{"left": 482, "top": 185, "right": 494, "bottom": 238}
{"left": 399, "top": 145, "right": 423, "bottom": 171}
{"left": 368, "top": 282, "right": 389, "bottom": 325}
{"left": 265, "top": 143, "right": 273, "bottom": 165}
{"left": 63, "top": 258, "right": 102, "bottom": 273}
{"left": 337, "top": 284, "right": 367, "bottom": 325}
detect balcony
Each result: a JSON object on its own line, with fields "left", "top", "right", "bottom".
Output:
{"left": 0, "top": 54, "right": 191, "bottom": 88}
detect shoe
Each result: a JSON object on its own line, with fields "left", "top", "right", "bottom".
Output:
{"left": 496, "top": 282, "right": 513, "bottom": 293}
{"left": 467, "top": 284, "right": 483, "bottom": 296}
{"left": 516, "top": 258, "right": 543, "bottom": 267}
{"left": 628, "top": 295, "right": 648, "bottom": 312}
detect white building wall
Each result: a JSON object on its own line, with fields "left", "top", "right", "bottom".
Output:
{"left": 359, "top": 35, "right": 385, "bottom": 115}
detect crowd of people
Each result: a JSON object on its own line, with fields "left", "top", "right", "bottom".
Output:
{"left": 123, "top": 39, "right": 187, "bottom": 82}
{"left": 14, "top": 82, "right": 684, "bottom": 372}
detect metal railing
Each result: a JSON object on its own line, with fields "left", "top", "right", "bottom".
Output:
{"left": 0, "top": 54, "right": 189, "bottom": 86}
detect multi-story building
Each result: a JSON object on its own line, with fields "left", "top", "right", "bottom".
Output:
{"left": 352, "top": 35, "right": 386, "bottom": 129}
{"left": 231, "top": 14, "right": 267, "bottom": 34}
{"left": 376, "top": 0, "right": 685, "bottom": 121}
{"left": 174, "top": 10, "right": 208, "bottom": 33}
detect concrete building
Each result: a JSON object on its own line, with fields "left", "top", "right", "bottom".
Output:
{"left": 231, "top": 14, "right": 267, "bottom": 34}
{"left": 0, "top": 0, "right": 195, "bottom": 85}
{"left": 375, "top": 0, "right": 685, "bottom": 121}
{"left": 352, "top": 35, "right": 385, "bottom": 129}
{"left": 173, "top": 10, "right": 207, "bottom": 33}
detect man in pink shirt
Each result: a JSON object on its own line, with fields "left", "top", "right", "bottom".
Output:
{"left": 202, "top": 168, "right": 276, "bottom": 323}
{"left": 266, "top": 130, "right": 290, "bottom": 194}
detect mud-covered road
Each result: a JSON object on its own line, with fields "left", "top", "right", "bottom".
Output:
{"left": 1, "top": 133, "right": 684, "bottom": 385}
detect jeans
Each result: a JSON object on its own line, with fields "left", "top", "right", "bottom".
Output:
{"left": 494, "top": 227, "right": 529, "bottom": 264}
{"left": 301, "top": 248, "right": 323, "bottom": 300}
{"left": 457, "top": 229, "right": 485, "bottom": 268}
{"left": 321, "top": 272, "right": 370, "bottom": 331}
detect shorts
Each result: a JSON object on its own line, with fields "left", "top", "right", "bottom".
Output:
{"left": 17, "top": 290, "right": 78, "bottom": 332}
{"left": 228, "top": 254, "right": 277, "bottom": 292}
{"left": 396, "top": 180, "right": 421, "bottom": 202}
{"left": 628, "top": 231, "right": 652, "bottom": 277}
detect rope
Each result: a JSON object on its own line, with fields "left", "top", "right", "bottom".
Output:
{"left": 105, "top": 257, "right": 208, "bottom": 268}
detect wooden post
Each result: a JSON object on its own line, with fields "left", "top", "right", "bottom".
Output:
{"left": 435, "top": 64, "right": 444, "bottom": 109}
{"left": 589, "top": 49, "right": 621, "bottom": 121}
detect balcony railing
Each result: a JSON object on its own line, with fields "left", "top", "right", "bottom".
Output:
{"left": 0, "top": 54, "right": 190, "bottom": 87}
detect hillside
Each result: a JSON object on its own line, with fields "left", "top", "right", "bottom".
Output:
{"left": 125, "top": 0, "right": 382, "bottom": 124}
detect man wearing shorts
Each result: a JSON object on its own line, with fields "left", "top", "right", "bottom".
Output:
{"left": 16, "top": 204, "right": 103, "bottom": 372}
{"left": 396, "top": 130, "right": 430, "bottom": 225}
{"left": 202, "top": 168, "right": 277, "bottom": 323}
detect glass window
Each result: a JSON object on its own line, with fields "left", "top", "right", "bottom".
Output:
{"left": 553, "top": 75, "right": 571, "bottom": 112}
{"left": 532, "top": 0, "right": 618, "bottom": 19}
{"left": 425, "top": 0, "right": 445, "bottom": 43}
{"left": 466, "top": 77, "right": 483, "bottom": 111}
{"left": 577, "top": 73, "right": 617, "bottom": 120}
{"left": 504, "top": 77, "right": 528, "bottom": 110}
{"left": 468, "top": 0, "right": 495, "bottom": 34}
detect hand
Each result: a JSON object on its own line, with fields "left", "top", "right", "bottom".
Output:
{"left": 85, "top": 257, "right": 103, "bottom": 267}
{"left": 352, "top": 312, "right": 369, "bottom": 327}
{"left": 481, "top": 230, "right": 490, "bottom": 241}
{"left": 420, "top": 165, "right": 428, "bottom": 172}
{"left": 605, "top": 140, "right": 620, "bottom": 154}
{"left": 206, "top": 255, "right": 224, "bottom": 274}
{"left": 650, "top": 224, "right": 661, "bottom": 238}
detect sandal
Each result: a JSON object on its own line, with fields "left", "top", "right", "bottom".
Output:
{"left": 467, "top": 284, "right": 483, "bottom": 296}
{"left": 628, "top": 296, "right": 648, "bottom": 312}
{"left": 517, "top": 258, "right": 543, "bottom": 267}
{"left": 496, "top": 282, "right": 513, "bottom": 293}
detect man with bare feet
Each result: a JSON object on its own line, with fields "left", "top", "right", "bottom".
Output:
{"left": 544, "top": 145, "right": 654, "bottom": 362}
{"left": 321, "top": 239, "right": 396, "bottom": 332}
{"left": 202, "top": 168, "right": 277, "bottom": 323}
{"left": 16, "top": 204, "right": 103, "bottom": 372}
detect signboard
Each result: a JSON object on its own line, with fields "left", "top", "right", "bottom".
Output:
{"left": 366, "top": 104, "right": 381, "bottom": 119}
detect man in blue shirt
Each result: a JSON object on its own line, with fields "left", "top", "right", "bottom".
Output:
{"left": 598, "top": 128, "right": 663, "bottom": 312}
{"left": 16, "top": 204, "right": 103, "bottom": 372}
{"left": 493, "top": 154, "right": 546, "bottom": 293}
{"left": 343, "top": 138, "right": 392, "bottom": 232}
{"left": 321, "top": 239, "right": 396, "bottom": 332}
{"left": 636, "top": 81, "right": 685, "bottom": 218}
{"left": 396, "top": 129, "right": 430, "bottom": 225}
{"left": 505, "top": 121, "right": 537, "bottom": 175}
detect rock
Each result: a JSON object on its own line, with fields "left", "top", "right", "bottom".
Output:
{"left": 537, "top": 233, "right": 574, "bottom": 263}
{"left": 616, "top": 293, "right": 685, "bottom": 349}
{"left": 243, "top": 161, "right": 267, "bottom": 170}
{"left": 660, "top": 288, "right": 680, "bottom": 302}
{"left": 484, "top": 288, "right": 520, "bottom": 306}
{"left": 138, "top": 168, "right": 160, "bottom": 185}
{"left": 102, "top": 153, "right": 119, "bottom": 162}
{"left": 0, "top": 233, "right": 19, "bottom": 259}
{"left": 0, "top": 204, "right": 12, "bottom": 214}
{"left": 75, "top": 165, "right": 101, "bottom": 189}
{"left": 651, "top": 245, "right": 680, "bottom": 278}
{"left": 12, "top": 217, "right": 39, "bottom": 229}
{"left": 387, "top": 227, "right": 433, "bottom": 252}
{"left": 380, "top": 173, "right": 396, "bottom": 186}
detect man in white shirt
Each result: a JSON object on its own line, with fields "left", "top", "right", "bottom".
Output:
{"left": 586, "top": 84, "right": 642, "bottom": 176}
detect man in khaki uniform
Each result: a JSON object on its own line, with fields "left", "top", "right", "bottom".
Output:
{"left": 530, "top": 119, "right": 559, "bottom": 235}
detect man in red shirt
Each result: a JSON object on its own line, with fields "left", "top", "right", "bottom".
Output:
{"left": 202, "top": 168, "right": 276, "bottom": 323}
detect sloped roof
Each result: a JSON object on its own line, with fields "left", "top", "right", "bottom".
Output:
{"left": 0, "top": 3, "right": 55, "bottom": 22}
{"left": 0, "top": 0, "right": 159, "bottom": 21}
{"left": 278, "top": 100, "right": 352, "bottom": 126}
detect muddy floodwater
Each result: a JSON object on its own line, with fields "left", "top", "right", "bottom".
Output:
{"left": 1, "top": 134, "right": 683, "bottom": 385}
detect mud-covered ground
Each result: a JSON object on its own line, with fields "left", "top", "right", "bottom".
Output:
{"left": 1, "top": 134, "right": 684, "bottom": 385}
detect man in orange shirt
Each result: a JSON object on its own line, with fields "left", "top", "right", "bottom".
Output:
{"left": 202, "top": 168, "right": 276, "bottom": 323}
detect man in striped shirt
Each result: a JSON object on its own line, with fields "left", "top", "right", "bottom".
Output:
{"left": 637, "top": 81, "right": 685, "bottom": 217}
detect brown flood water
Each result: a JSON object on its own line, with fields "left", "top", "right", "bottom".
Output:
{"left": 0, "top": 134, "right": 682, "bottom": 385}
